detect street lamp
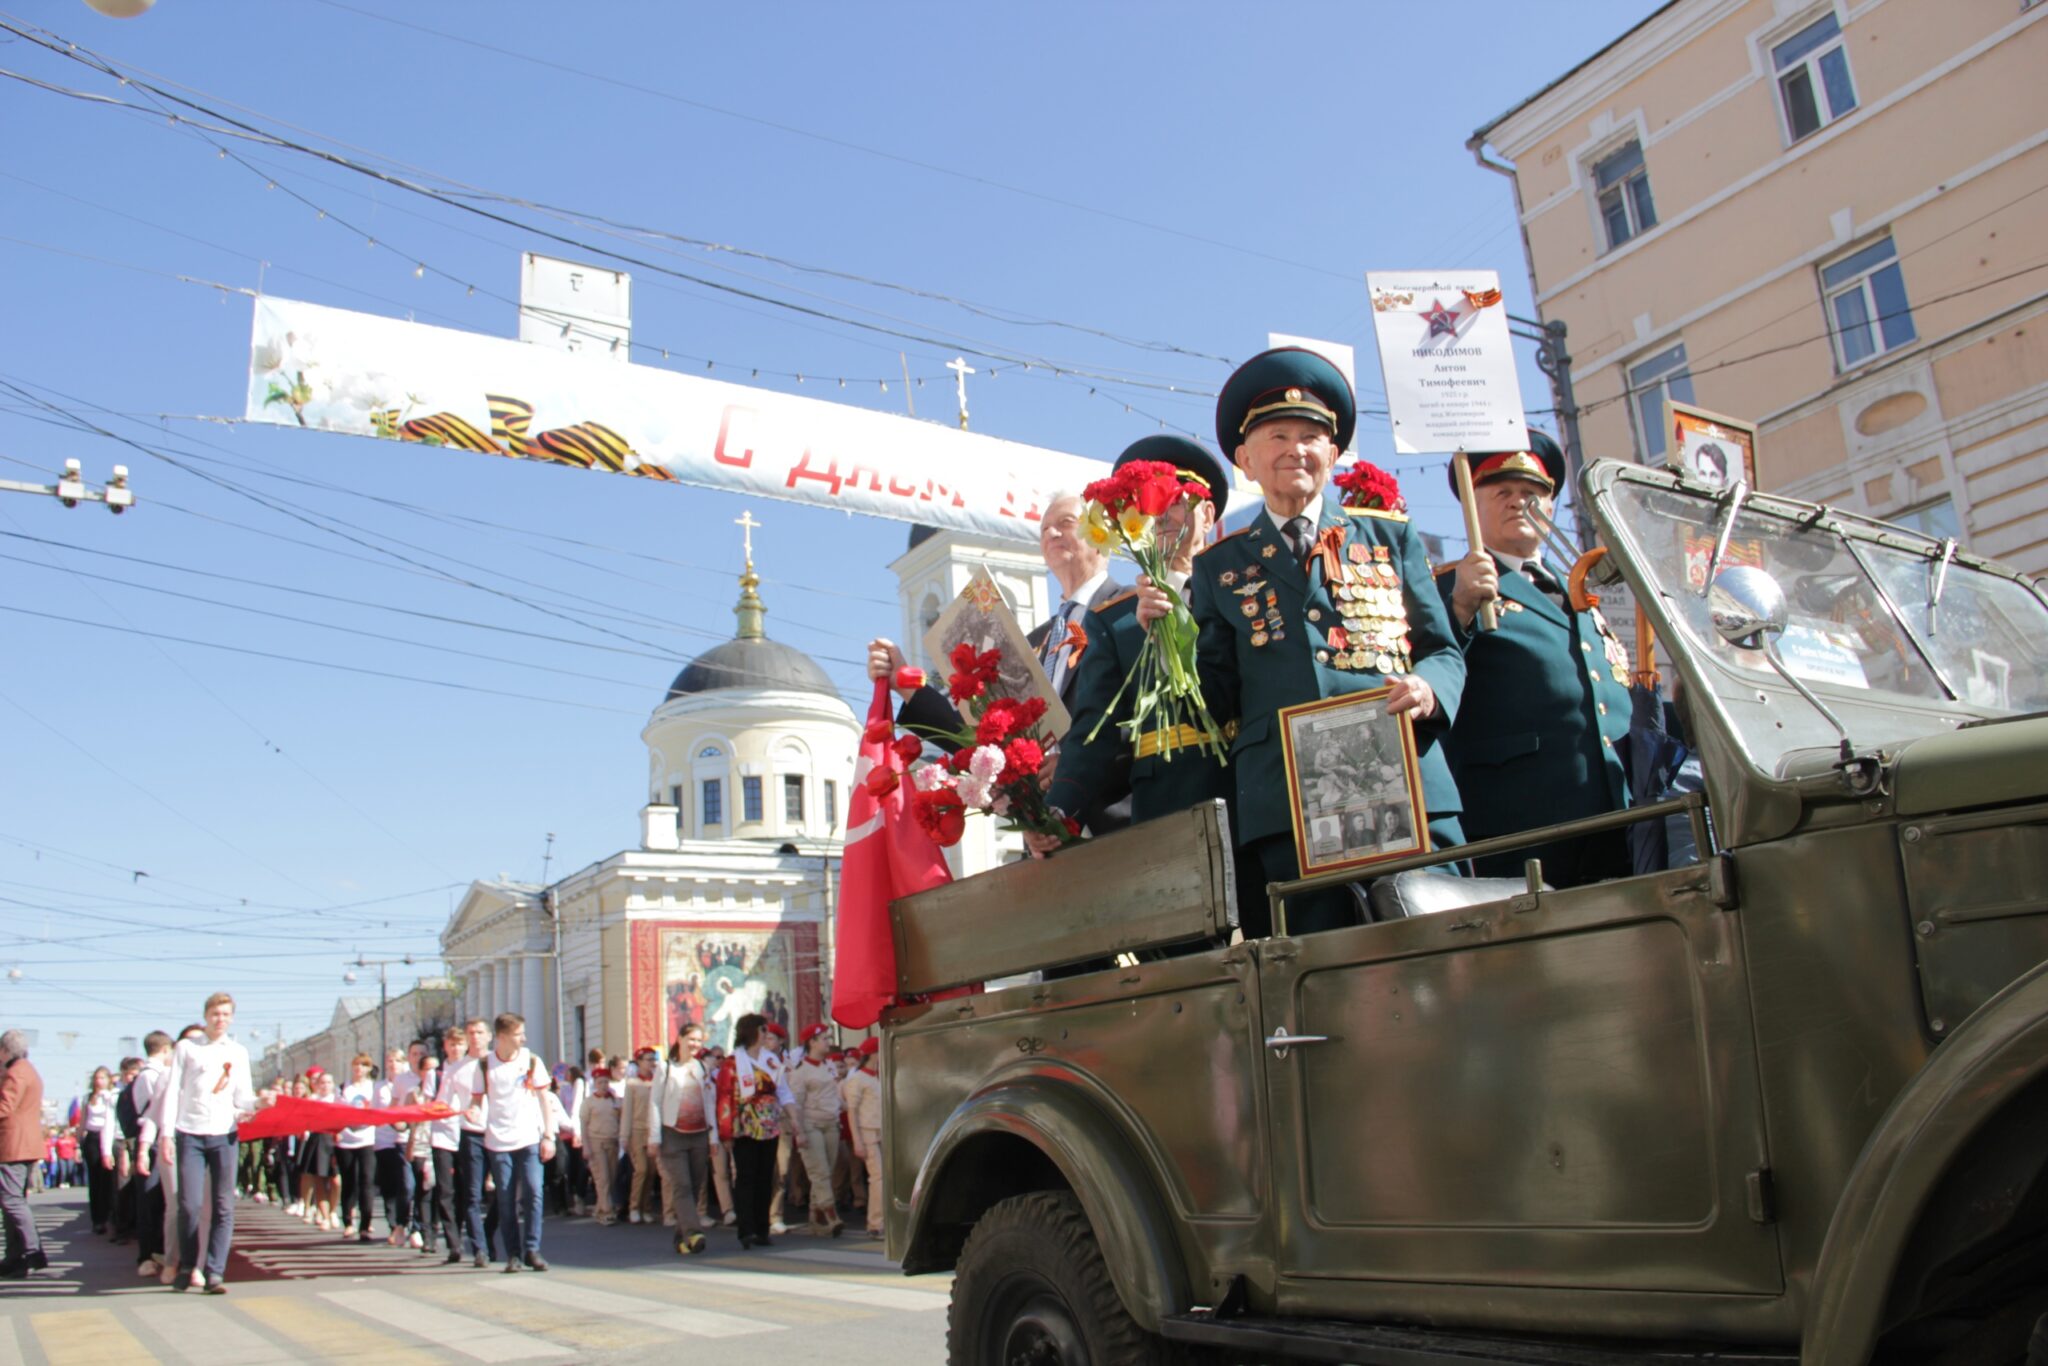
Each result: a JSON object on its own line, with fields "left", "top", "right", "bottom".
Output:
{"left": 345, "top": 955, "right": 413, "bottom": 1065}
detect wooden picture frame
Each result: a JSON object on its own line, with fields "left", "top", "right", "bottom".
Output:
{"left": 1665, "top": 399, "right": 1758, "bottom": 491}
{"left": 1277, "top": 686, "right": 1430, "bottom": 877}
{"left": 920, "top": 566, "right": 1072, "bottom": 738}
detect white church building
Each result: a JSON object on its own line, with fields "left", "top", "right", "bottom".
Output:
{"left": 438, "top": 516, "right": 1050, "bottom": 1066}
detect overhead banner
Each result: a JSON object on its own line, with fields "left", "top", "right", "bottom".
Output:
{"left": 1364, "top": 270, "right": 1528, "bottom": 455}
{"left": 243, "top": 297, "right": 1108, "bottom": 543}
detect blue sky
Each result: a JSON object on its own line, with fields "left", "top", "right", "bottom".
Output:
{"left": 0, "top": 0, "right": 1657, "bottom": 1084}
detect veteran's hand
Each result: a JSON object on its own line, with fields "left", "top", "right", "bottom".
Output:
{"left": 1385, "top": 675, "right": 1436, "bottom": 720}
{"left": 1450, "top": 550, "right": 1499, "bottom": 629}
{"left": 867, "top": 638, "right": 914, "bottom": 696}
{"left": 1023, "top": 830, "right": 1065, "bottom": 860}
{"left": 1134, "top": 574, "right": 1173, "bottom": 629}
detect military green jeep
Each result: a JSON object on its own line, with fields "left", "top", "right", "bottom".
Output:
{"left": 879, "top": 459, "right": 2048, "bottom": 1366}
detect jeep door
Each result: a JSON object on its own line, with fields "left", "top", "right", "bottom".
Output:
{"left": 1255, "top": 865, "right": 1782, "bottom": 1308}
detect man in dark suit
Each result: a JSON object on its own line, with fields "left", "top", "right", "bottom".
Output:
{"left": 1184, "top": 348, "right": 1467, "bottom": 938}
{"left": 1438, "top": 432, "right": 1634, "bottom": 887}
{"left": 867, "top": 492, "right": 1131, "bottom": 834}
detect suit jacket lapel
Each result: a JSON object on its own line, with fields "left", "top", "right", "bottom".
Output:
{"left": 1248, "top": 512, "right": 1308, "bottom": 595}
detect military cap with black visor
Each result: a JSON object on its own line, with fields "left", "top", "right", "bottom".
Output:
{"left": 1190, "top": 346, "right": 1468, "bottom": 938}
{"left": 1437, "top": 424, "right": 1633, "bottom": 888}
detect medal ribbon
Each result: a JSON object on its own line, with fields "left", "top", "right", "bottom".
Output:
{"left": 1312, "top": 525, "right": 1346, "bottom": 584}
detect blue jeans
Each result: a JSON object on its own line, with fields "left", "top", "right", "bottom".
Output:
{"left": 487, "top": 1144, "right": 543, "bottom": 1260}
{"left": 456, "top": 1131, "right": 489, "bottom": 1256}
{"left": 175, "top": 1130, "right": 238, "bottom": 1281}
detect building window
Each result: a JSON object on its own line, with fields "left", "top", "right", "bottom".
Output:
{"left": 1892, "top": 496, "right": 1960, "bottom": 541}
{"left": 668, "top": 784, "right": 684, "bottom": 813}
{"left": 783, "top": 775, "right": 805, "bottom": 824}
{"left": 1823, "top": 237, "right": 1916, "bottom": 369}
{"left": 742, "top": 775, "right": 763, "bottom": 823}
{"left": 1592, "top": 140, "right": 1656, "bottom": 250}
{"left": 701, "top": 778, "right": 723, "bottom": 827}
{"left": 1626, "top": 343, "right": 1697, "bottom": 462}
{"left": 697, "top": 745, "right": 722, "bottom": 759}
{"left": 1772, "top": 13, "right": 1857, "bottom": 143}
{"left": 823, "top": 779, "right": 837, "bottom": 828}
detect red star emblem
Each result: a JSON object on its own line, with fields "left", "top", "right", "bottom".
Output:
{"left": 1420, "top": 299, "right": 1462, "bottom": 339}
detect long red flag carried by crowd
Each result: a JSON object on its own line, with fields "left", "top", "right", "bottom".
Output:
{"left": 236, "top": 1094, "right": 454, "bottom": 1143}
{"left": 831, "top": 678, "right": 953, "bottom": 1029}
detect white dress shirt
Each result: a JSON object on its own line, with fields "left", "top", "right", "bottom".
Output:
{"left": 132, "top": 1057, "right": 169, "bottom": 1148}
{"left": 1264, "top": 494, "right": 1326, "bottom": 541}
{"left": 423, "top": 1064, "right": 462, "bottom": 1151}
{"left": 157, "top": 1035, "right": 256, "bottom": 1140}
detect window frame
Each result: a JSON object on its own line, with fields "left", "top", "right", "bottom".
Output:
{"left": 1820, "top": 236, "right": 1917, "bottom": 372}
{"left": 823, "top": 779, "right": 838, "bottom": 830}
{"left": 1769, "top": 10, "right": 1858, "bottom": 145}
{"left": 1589, "top": 138, "right": 1657, "bottom": 252}
{"left": 1624, "top": 342, "right": 1698, "bottom": 463}
{"left": 700, "top": 777, "right": 724, "bottom": 828}
{"left": 742, "top": 775, "right": 764, "bottom": 824}
{"left": 782, "top": 774, "right": 805, "bottom": 825}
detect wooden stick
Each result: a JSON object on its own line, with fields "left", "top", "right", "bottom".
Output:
{"left": 1452, "top": 450, "right": 1499, "bottom": 632}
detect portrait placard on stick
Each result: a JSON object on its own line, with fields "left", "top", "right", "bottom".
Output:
{"left": 1366, "top": 270, "right": 1528, "bottom": 456}
{"left": 1665, "top": 399, "right": 1758, "bottom": 491}
{"left": 920, "top": 567, "right": 1071, "bottom": 739}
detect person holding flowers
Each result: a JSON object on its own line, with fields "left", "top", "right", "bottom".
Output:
{"left": 1168, "top": 347, "right": 1468, "bottom": 938}
{"left": 1034, "top": 436, "right": 1238, "bottom": 854}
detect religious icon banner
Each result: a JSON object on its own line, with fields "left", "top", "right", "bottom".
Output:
{"left": 629, "top": 919, "right": 822, "bottom": 1056}
{"left": 241, "top": 296, "right": 1110, "bottom": 544}
{"left": 1364, "top": 270, "right": 1529, "bottom": 456}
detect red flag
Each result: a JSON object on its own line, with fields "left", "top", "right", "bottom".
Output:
{"left": 235, "top": 1093, "right": 454, "bottom": 1143}
{"left": 831, "top": 679, "right": 953, "bottom": 1029}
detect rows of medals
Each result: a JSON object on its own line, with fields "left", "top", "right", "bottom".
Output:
{"left": 1224, "top": 562, "right": 1288, "bottom": 647}
{"left": 1328, "top": 543, "right": 1411, "bottom": 675}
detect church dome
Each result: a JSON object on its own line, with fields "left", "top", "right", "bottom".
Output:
{"left": 666, "top": 638, "right": 837, "bottom": 700}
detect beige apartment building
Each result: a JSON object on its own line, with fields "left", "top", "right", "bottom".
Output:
{"left": 1471, "top": 0, "right": 2048, "bottom": 573}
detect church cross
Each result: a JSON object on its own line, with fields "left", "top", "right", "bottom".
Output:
{"left": 734, "top": 509, "right": 760, "bottom": 566}
{"left": 946, "top": 356, "right": 976, "bottom": 431}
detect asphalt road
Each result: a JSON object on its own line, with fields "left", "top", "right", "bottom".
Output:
{"left": 0, "top": 1188, "right": 953, "bottom": 1365}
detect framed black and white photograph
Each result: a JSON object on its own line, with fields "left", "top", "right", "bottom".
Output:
{"left": 1666, "top": 399, "right": 1758, "bottom": 491}
{"left": 1277, "top": 686, "right": 1429, "bottom": 877}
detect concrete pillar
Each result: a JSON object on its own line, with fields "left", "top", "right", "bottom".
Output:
{"left": 522, "top": 956, "right": 546, "bottom": 1060}
{"left": 489, "top": 960, "right": 505, "bottom": 1021}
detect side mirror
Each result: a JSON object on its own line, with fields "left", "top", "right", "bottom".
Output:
{"left": 1708, "top": 566, "right": 1787, "bottom": 649}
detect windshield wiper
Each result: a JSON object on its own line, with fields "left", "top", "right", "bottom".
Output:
{"left": 1698, "top": 479, "right": 1749, "bottom": 597}
{"left": 1927, "top": 537, "right": 1957, "bottom": 637}
{"left": 1840, "top": 536, "right": 1961, "bottom": 702}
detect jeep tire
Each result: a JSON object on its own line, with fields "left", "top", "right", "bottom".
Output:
{"left": 947, "top": 1190, "right": 1165, "bottom": 1366}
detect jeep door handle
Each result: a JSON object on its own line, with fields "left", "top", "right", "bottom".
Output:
{"left": 1265, "top": 1027, "right": 1330, "bottom": 1058}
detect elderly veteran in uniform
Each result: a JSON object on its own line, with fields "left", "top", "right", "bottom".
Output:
{"left": 1437, "top": 431, "right": 1634, "bottom": 887}
{"left": 1028, "top": 436, "right": 1235, "bottom": 854}
{"left": 869, "top": 492, "right": 1131, "bottom": 836}
{"left": 1179, "top": 348, "right": 1466, "bottom": 938}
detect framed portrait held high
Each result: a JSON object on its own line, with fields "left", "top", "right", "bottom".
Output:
{"left": 1664, "top": 399, "right": 1758, "bottom": 491}
{"left": 1277, "top": 686, "right": 1430, "bottom": 878}
{"left": 920, "top": 566, "right": 1072, "bottom": 739}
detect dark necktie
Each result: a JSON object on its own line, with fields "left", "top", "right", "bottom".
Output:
{"left": 1282, "top": 515, "right": 1313, "bottom": 568}
{"left": 1525, "top": 560, "right": 1567, "bottom": 608}
{"left": 1042, "top": 601, "right": 1078, "bottom": 693}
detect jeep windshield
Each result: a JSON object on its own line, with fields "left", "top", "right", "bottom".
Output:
{"left": 1592, "top": 463, "right": 2048, "bottom": 775}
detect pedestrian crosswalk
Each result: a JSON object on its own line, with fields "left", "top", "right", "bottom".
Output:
{"left": 0, "top": 1196, "right": 952, "bottom": 1365}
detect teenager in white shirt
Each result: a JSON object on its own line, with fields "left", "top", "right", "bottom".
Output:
{"left": 155, "top": 993, "right": 262, "bottom": 1293}
{"left": 479, "top": 1012, "right": 553, "bottom": 1272}
{"left": 374, "top": 1046, "right": 417, "bottom": 1246}
{"left": 126, "top": 1032, "right": 172, "bottom": 1277}
{"left": 421, "top": 1027, "right": 465, "bottom": 1263}
{"left": 81, "top": 1066, "right": 117, "bottom": 1235}
{"left": 648, "top": 1022, "right": 720, "bottom": 1254}
{"left": 335, "top": 1054, "right": 378, "bottom": 1242}
{"left": 445, "top": 1017, "right": 495, "bottom": 1267}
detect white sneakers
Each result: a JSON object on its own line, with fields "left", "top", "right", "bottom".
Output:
{"left": 629, "top": 1210, "right": 642, "bottom": 1224}
{"left": 408, "top": 1231, "right": 424, "bottom": 1249}
{"left": 770, "top": 1221, "right": 789, "bottom": 1235}
{"left": 699, "top": 1215, "right": 716, "bottom": 1230}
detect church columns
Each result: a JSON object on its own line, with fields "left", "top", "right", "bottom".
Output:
{"left": 522, "top": 956, "right": 547, "bottom": 1060}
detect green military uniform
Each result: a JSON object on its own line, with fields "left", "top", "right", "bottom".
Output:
{"left": 1049, "top": 591, "right": 1232, "bottom": 825}
{"left": 1435, "top": 437, "right": 1634, "bottom": 887}
{"left": 1193, "top": 348, "right": 1466, "bottom": 939}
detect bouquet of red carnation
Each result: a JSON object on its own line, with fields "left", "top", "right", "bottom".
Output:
{"left": 1333, "top": 459, "right": 1406, "bottom": 514}
{"left": 873, "top": 649, "right": 1079, "bottom": 850}
{"left": 1075, "top": 459, "right": 1226, "bottom": 763}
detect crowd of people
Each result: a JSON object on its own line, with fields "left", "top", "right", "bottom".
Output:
{"left": 0, "top": 995, "right": 884, "bottom": 1286}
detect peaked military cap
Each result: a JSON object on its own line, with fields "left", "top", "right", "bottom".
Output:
{"left": 1449, "top": 427, "right": 1565, "bottom": 498}
{"left": 1215, "top": 347, "right": 1357, "bottom": 457}
{"left": 1113, "top": 433, "right": 1231, "bottom": 519}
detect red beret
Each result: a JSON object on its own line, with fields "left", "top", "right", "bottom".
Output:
{"left": 800, "top": 1024, "right": 831, "bottom": 1044}
{"left": 764, "top": 1021, "right": 789, "bottom": 1040}
{"left": 856, "top": 1036, "right": 879, "bottom": 1058}
{"left": 590, "top": 1067, "right": 610, "bottom": 1079}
